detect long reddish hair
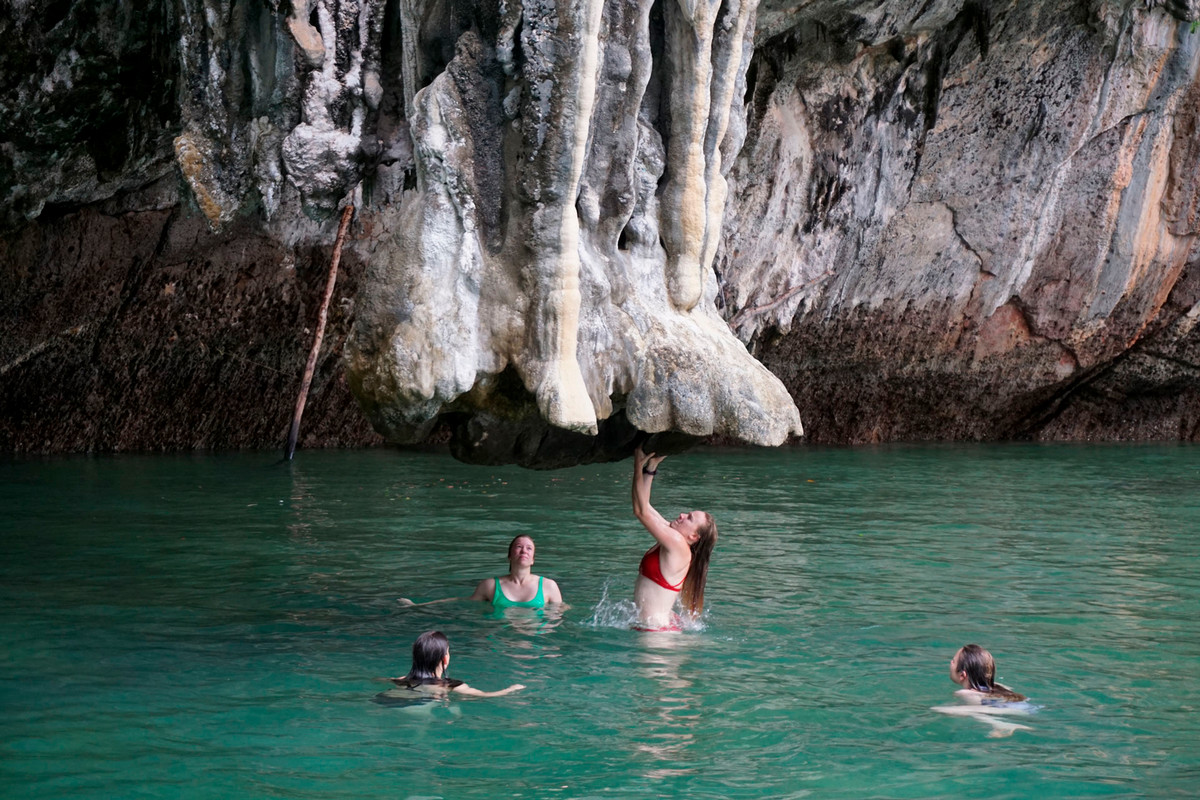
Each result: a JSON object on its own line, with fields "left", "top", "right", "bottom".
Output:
{"left": 680, "top": 513, "right": 717, "bottom": 618}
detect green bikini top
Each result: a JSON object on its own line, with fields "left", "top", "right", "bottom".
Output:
{"left": 492, "top": 576, "right": 545, "bottom": 609}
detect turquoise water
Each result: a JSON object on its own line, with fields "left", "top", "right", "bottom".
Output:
{"left": 2, "top": 445, "right": 1199, "bottom": 799}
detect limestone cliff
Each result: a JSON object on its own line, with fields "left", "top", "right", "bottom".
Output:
{"left": 729, "top": 0, "right": 1200, "bottom": 442}
{"left": 2, "top": 0, "right": 1198, "bottom": 458}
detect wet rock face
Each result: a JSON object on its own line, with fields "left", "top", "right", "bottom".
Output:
{"left": 0, "top": 1, "right": 180, "bottom": 224}
{"left": 3, "top": 0, "right": 1199, "bottom": 457}
{"left": 2, "top": 1, "right": 378, "bottom": 454}
{"left": 0, "top": 209, "right": 382, "bottom": 453}
{"left": 723, "top": 0, "right": 1200, "bottom": 442}
{"left": 171, "top": 0, "right": 805, "bottom": 461}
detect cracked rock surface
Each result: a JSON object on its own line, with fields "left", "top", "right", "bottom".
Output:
{"left": 723, "top": 0, "right": 1200, "bottom": 442}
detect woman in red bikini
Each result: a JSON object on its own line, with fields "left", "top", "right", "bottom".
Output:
{"left": 631, "top": 445, "right": 718, "bottom": 631}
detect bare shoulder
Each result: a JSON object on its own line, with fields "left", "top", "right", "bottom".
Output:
{"left": 543, "top": 577, "right": 564, "bottom": 603}
{"left": 469, "top": 577, "right": 496, "bottom": 602}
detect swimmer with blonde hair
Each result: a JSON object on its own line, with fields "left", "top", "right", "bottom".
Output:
{"left": 631, "top": 445, "right": 718, "bottom": 631}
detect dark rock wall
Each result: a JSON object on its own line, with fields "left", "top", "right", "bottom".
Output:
{"left": 1, "top": 0, "right": 376, "bottom": 453}
{"left": 1, "top": 1, "right": 180, "bottom": 223}
{"left": 0, "top": 208, "right": 380, "bottom": 452}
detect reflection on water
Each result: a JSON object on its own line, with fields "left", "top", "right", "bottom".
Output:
{"left": 1, "top": 445, "right": 1199, "bottom": 799}
{"left": 487, "top": 606, "right": 566, "bottom": 637}
{"left": 286, "top": 466, "right": 328, "bottom": 545}
{"left": 633, "top": 636, "right": 700, "bottom": 778}
{"left": 486, "top": 607, "right": 565, "bottom": 670}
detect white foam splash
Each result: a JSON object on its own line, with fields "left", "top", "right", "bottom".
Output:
{"left": 582, "top": 579, "right": 708, "bottom": 632}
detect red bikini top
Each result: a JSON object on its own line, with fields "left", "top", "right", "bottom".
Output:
{"left": 639, "top": 545, "right": 684, "bottom": 592}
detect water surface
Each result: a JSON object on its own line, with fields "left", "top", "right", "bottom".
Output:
{"left": 2, "top": 445, "right": 1198, "bottom": 798}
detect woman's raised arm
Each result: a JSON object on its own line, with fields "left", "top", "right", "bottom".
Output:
{"left": 632, "top": 446, "right": 676, "bottom": 547}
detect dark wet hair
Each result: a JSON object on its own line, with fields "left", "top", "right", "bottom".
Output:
{"left": 392, "top": 631, "right": 463, "bottom": 690}
{"left": 406, "top": 631, "right": 449, "bottom": 681}
{"left": 954, "top": 644, "right": 1026, "bottom": 702}
{"left": 507, "top": 535, "right": 535, "bottom": 560}
{"left": 680, "top": 513, "right": 717, "bottom": 619}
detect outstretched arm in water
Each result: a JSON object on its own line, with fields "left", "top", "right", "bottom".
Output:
{"left": 398, "top": 578, "right": 496, "bottom": 607}
{"left": 453, "top": 682, "right": 526, "bottom": 698}
{"left": 931, "top": 704, "right": 1033, "bottom": 738}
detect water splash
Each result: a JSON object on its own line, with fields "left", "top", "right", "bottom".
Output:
{"left": 582, "top": 579, "right": 639, "bottom": 629}
{"left": 582, "top": 579, "right": 708, "bottom": 632}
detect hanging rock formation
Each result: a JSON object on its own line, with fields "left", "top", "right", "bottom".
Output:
{"left": 344, "top": 0, "right": 803, "bottom": 465}
{"left": 2, "top": 0, "right": 1198, "bottom": 457}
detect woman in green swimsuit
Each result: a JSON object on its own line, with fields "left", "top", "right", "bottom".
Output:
{"left": 398, "top": 535, "right": 565, "bottom": 609}
{"left": 468, "top": 535, "right": 564, "bottom": 608}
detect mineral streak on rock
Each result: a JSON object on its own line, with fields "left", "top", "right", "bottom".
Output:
{"left": 655, "top": 0, "right": 758, "bottom": 313}
{"left": 2, "top": 0, "right": 803, "bottom": 462}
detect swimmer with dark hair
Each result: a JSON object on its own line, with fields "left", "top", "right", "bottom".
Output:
{"left": 631, "top": 445, "right": 718, "bottom": 631}
{"left": 387, "top": 631, "right": 524, "bottom": 698}
{"left": 398, "top": 535, "right": 565, "bottom": 609}
{"left": 934, "top": 644, "right": 1033, "bottom": 737}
